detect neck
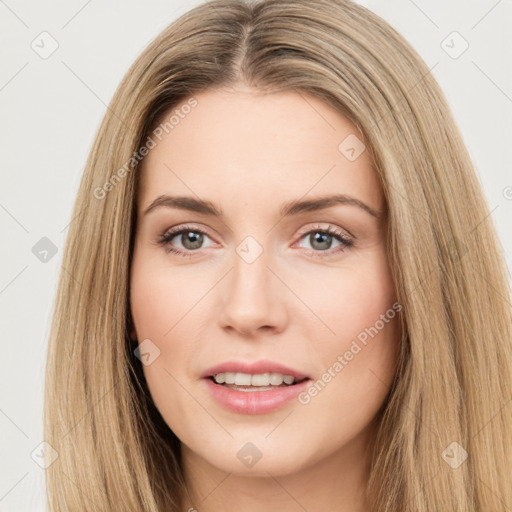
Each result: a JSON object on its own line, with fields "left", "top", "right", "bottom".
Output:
{"left": 179, "top": 420, "right": 376, "bottom": 512}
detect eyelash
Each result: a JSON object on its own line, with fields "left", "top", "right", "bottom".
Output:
{"left": 157, "top": 223, "right": 354, "bottom": 260}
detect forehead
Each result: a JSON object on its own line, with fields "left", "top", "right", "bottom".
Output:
{"left": 138, "top": 87, "right": 383, "bottom": 214}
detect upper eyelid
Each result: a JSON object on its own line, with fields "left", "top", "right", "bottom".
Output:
{"left": 298, "top": 222, "right": 354, "bottom": 240}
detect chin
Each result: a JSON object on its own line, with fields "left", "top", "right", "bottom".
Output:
{"left": 185, "top": 432, "right": 318, "bottom": 477}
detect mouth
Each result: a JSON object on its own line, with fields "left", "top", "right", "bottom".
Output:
{"left": 201, "top": 361, "right": 313, "bottom": 414}
{"left": 207, "top": 372, "right": 310, "bottom": 392}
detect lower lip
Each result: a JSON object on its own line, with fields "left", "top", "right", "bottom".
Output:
{"left": 203, "top": 377, "right": 311, "bottom": 414}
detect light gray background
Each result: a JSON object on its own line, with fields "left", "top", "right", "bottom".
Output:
{"left": 1, "top": 0, "right": 511, "bottom": 510}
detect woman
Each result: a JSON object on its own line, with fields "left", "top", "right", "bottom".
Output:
{"left": 44, "top": 0, "right": 512, "bottom": 510}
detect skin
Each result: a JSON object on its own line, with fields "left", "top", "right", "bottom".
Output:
{"left": 130, "top": 85, "right": 400, "bottom": 512}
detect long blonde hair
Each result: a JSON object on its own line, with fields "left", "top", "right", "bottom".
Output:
{"left": 44, "top": 0, "right": 512, "bottom": 509}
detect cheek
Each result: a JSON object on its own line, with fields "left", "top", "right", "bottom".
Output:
{"left": 296, "top": 251, "right": 399, "bottom": 417}
{"left": 293, "top": 249, "right": 397, "bottom": 346}
{"left": 296, "top": 309, "right": 399, "bottom": 448}
{"left": 129, "top": 253, "right": 210, "bottom": 420}
{"left": 130, "top": 268, "right": 193, "bottom": 438}
{"left": 130, "top": 250, "right": 202, "bottom": 342}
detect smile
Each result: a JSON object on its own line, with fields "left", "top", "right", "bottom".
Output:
{"left": 203, "top": 362, "right": 312, "bottom": 414}
{"left": 212, "top": 371, "right": 306, "bottom": 388}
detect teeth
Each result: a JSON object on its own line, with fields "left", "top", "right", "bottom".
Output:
{"left": 235, "top": 372, "right": 252, "bottom": 386}
{"left": 251, "top": 373, "right": 270, "bottom": 386}
{"left": 269, "top": 373, "right": 283, "bottom": 385}
{"left": 224, "top": 372, "right": 235, "bottom": 384}
{"left": 214, "top": 373, "right": 226, "bottom": 384}
{"left": 213, "top": 372, "right": 297, "bottom": 386}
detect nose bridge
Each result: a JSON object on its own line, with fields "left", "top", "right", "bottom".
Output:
{"left": 230, "top": 234, "right": 274, "bottom": 310}
{"left": 218, "top": 233, "right": 287, "bottom": 334}
{"left": 232, "top": 236, "right": 270, "bottom": 294}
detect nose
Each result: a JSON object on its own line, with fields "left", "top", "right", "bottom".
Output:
{"left": 217, "top": 245, "right": 289, "bottom": 337}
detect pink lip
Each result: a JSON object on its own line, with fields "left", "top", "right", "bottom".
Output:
{"left": 201, "top": 359, "right": 311, "bottom": 415}
{"left": 201, "top": 359, "right": 310, "bottom": 380}
{"left": 203, "top": 377, "right": 311, "bottom": 415}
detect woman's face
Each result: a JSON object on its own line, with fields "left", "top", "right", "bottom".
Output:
{"left": 130, "top": 86, "right": 400, "bottom": 477}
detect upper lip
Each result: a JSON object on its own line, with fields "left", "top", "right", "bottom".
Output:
{"left": 202, "top": 360, "right": 311, "bottom": 380}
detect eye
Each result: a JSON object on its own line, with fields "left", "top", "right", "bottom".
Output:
{"left": 294, "top": 224, "right": 353, "bottom": 259}
{"left": 157, "top": 224, "right": 216, "bottom": 257}
{"left": 157, "top": 223, "right": 354, "bottom": 259}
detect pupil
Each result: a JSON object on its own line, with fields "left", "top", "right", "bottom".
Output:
{"left": 311, "top": 232, "right": 332, "bottom": 250}
{"left": 183, "top": 231, "right": 203, "bottom": 249}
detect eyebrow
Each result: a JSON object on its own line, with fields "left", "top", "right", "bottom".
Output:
{"left": 143, "top": 193, "right": 381, "bottom": 219}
